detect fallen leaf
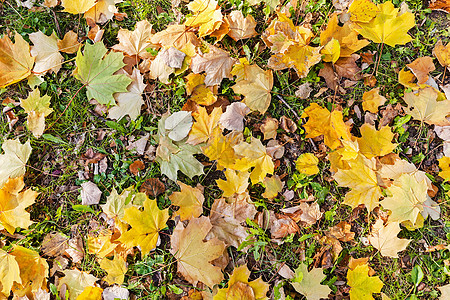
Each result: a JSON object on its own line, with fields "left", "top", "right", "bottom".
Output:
{"left": 439, "top": 156, "right": 450, "bottom": 182}
{"left": 362, "top": 88, "right": 387, "bottom": 113}
{"left": 347, "top": 264, "right": 384, "bottom": 300}
{"left": 280, "top": 115, "right": 298, "bottom": 133}
{"left": 58, "top": 269, "right": 98, "bottom": 300}
{"left": 103, "top": 286, "right": 129, "bottom": 300}
{"left": 160, "top": 46, "right": 186, "bottom": 69}
{"left": 151, "top": 24, "right": 201, "bottom": 49}
{"left": 191, "top": 45, "right": 236, "bottom": 86}
{"left": 61, "top": 0, "right": 96, "bottom": 13}
{"left": 185, "top": 0, "right": 223, "bottom": 37}
{"left": 169, "top": 181, "right": 204, "bottom": 221}
{"left": 129, "top": 160, "right": 145, "bottom": 175}
{"left": 170, "top": 216, "right": 226, "bottom": 287}
{"left": 214, "top": 265, "right": 269, "bottom": 299}
{"left": 81, "top": 181, "right": 102, "bottom": 205}
{"left": 101, "top": 188, "right": 132, "bottom": 221}
{"left": 368, "top": 220, "right": 410, "bottom": 258}
{"left": 334, "top": 54, "right": 362, "bottom": 81}
{"left": 328, "top": 221, "right": 355, "bottom": 242}
{"left": 202, "top": 131, "right": 242, "bottom": 170}
{"left": 87, "top": 230, "right": 117, "bottom": 259}
{"left": 281, "top": 202, "right": 323, "bottom": 227}
{"left": 73, "top": 42, "right": 132, "bottom": 105}
{"left": 20, "top": 88, "right": 53, "bottom": 137}
{"left": 348, "top": 0, "right": 380, "bottom": 22}
{"left": 29, "top": 31, "right": 63, "bottom": 75}
{"left": 187, "top": 106, "right": 222, "bottom": 145}
{"left": 218, "top": 102, "right": 250, "bottom": 132}
{"left": 357, "top": 124, "right": 397, "bottom": 159}
{"left": 165, "top": 110, "right": 193, "bottom": 142}
{"left": 0, "top": 249, "right": 21, "bottom": 298}
{"left": 261, "top": 117, "right": 279, "bottom": 140}
{"left": 99, "top": 255, "right": 127, "bottom": 285}
{"left": 226, "top": 10, "right": 258, "bottom": 41}
{"left": 295, "top": 82, "right": 313, "bottom": 99}
{"left": 57, "top": 30, "right": 81, "bottom": 54}
{"left": 433, "top": 39, "right": 450, "bottom": 69}
{"left": 108, "top": 68, "right": 146, "bottom": 121}
{"left": 354, "top": 1, "right": 415, "bottom": 47}
{"left": 41, "top": 232, "right": 69, "bottom": 257}
{"left": 438, "top": 284, "right": 450, "bottom": 300}
{"left": 296, "top": 153, "right": 319, "bottom": 176}
{"left": 139, "top": 178, "right": 165, "bottom": 198}
{"left": 148, "top": 50, "right": 174, "bottom": 84}
{"left": 290, "top": 264, "right": 331, "bottom": 300}
{"left": 77, "top": 286, "right": 103, "bottom": 300}
{"left": 406, "top": 56, "right": 435, "bottom": 84}
{"left": 270, "top": 212, "right": 300, "bottom": 239}
{"left": 84, "top": 0, "right": 122, "bottom": 24}
{"left": 262, "top": 175, "right": 283, "bottom": 199}
{"left": 404, "top": 87, "right": 450, "bottom": 126}
{"left": 232, "top": 64, "right": 273, "bottom": 114}
{"left": 118, "top": 197, "right": 169, "bottom": 255}
{"left": 216, "top": 169, "right": 250, "bottom": 199}
{"left": 0, "top": 33, "right": 35, "bottom": 88}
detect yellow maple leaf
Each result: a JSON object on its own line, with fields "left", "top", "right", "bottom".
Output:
{"left": 0, "top": 33, "right": 35, "bottom": 88}
{"left": 439, "top": 156, "right": 450, "bottom": 182}
{"left": 357, "top": 124, "right": 397, "bottom": 159}
{"left": 321, "top": 38, "right": 340, "bottom": 63}
{"left": 185, "top": 0, "right": 223, "bottom": 37}
{"left": 187, "top": 107, "right": 222, "bottom": 145}
{"left": 368, "top": 220, "right": 410, "bottom": 258}
{"left": 404, "top": 87, "right": 450, "bottom": 126}
{"left": 347, "top": 264, "right": 384, "bottom": 300}
{"left": 226, "top": 10, "right": 258, "bottom": 41}
{"left": 362, "top": 88, "right": 387, "bottom": 113}
{"left": 348, "top": 0, "right": 380, "bottom": 23}
{"left": 262, "top": 175, "right": 283, "bottom": 199}
{"left": 112, "top": 20, "right": 156, "bottom": 59}
{"left": 20, "top": 89, "right": 53, "bottom": 138}
{"left": 216, "top": 169, "right": 250, "bottom": 198}
{"left": 353, "top": 1, "right": 415, "bottom": 47}
{"left": 0, "top": 139, "right": 32, "bottom": 188}
{"left": 233, "top": 137, "right": 275, "bottom": 184}
{"left": 231, "top": 57, "right": 250, "bottom": 81}
{"left": 264, "top": 13, "right": 322, "bottom": 78}
{"left": 169, "top": 181, "right": 205, "bottom": 221}
{"left": 170, "top": 216, "right": 225, "bottom": 287}
{"left": 87, "top": 229, "right": 118, "bottom": 259}
{"left": 398, "top": 68, "right": 420, "bottom": 89}
{"left": 190, "top": 85, "right": 218, "bottom": 106}
{"left": 433, "top": 39, "right": 450, "bottom": 69}
{"left": 301, "top": 103, "right": 352, "bottom": 150}
{"left": 0, "top": 249, "right": 21, "bottom": 298}
{"left": 151, "top": 24, "right": 201, "bottom": 49}
{"left": 99, "top": 255, "right": 128, "bottom": 285}
{"left": 76, "top": 286, "right": 103, "bottom": 300}
{"left": 232, "top": 64, "right": 273, "bottom": 114}
{"left": 296, "top": 153, "right": 320, "bottom": 176}
{"left": 290, "top": 264, "right": 332, "bottom": 300}
{"left": 203, "top": 131, "right": 242, "bottom": 170}
{"left": 118, "top": 197, "right": 169, "bottom": 255}
{"left": 382, "top": 174, "right": 427, "bottom": 224}
{"left": 214, "top": 264, "right": 269, "bottom": 300}
{"left": 0, "top": 177, "right": 37, "bottom": 234}
{"left": 84, "top": 0, "right": 120, "bottom": 24}
{"left": 58, "top": 269, "right": 98, "bottom": 300}
{"left": 10, "top": 246, "right": 48, "bottom": 297}
{"left": 334, "top": 156, "right": 382, "bottom": 212}
{"left": 185, "top": 73, "right": 206, "bottom": 95}
{"left": 61, "top": 0, "right": 96, "bottom": 14}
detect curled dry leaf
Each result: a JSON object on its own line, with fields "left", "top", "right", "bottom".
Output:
{"left": 406, "top": 56, "right": 435, "bottom": 84}
{"left": 280, "top": 115, "right": 297, "bottom": 133}
{"left": 261, "top": 117, "right": 279, "bottom": 140}
{"left": 129, "top": 160, "right": 145, "bottom": 175}
{"left": 281, "top": 202, "right": 323, "bottom": 226}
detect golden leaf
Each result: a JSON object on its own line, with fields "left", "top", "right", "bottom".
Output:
{"left": 61, "top": 0, "right": 96, "bottom": 14}
{"left": 433, "top": 39, "right": 450, "bottom": 69}
{"left": 362, "top": 88, "right": 387, "bottom": 113}
{"left": 347, "top": 264, "right": 384, "bottom": 300}
{"left": 296, "top": 153, "right": 320, "bottom": 176}
{"left": 404, "top": 87, "right": 450, "bottom": 126}
{"left": 99, "top": 255, "right": 128, "bottom": 285}
{"left": 357, "top": 124, "right": 397, "bottom": 159}
{"left": 170, "top": 181, "right": 205, "bottom": 221}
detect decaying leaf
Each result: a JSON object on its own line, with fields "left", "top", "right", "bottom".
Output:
{"left": 433, "top": 39, "right": 450, "bottom": 69}
{"left": 406, "top": 56, "right": 435, "bottom": 84}
{"left": 29, "top": 31, "right": 63, "bottom": 75}
{"left": 226, "top": 11, "right": 258, "bottom": 41}
{"left": 219, "top": 102, "right": 250, "bottom": 132}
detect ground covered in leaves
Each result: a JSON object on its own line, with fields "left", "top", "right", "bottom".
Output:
{"left": 1, "top": 0, "right": 450, "bottom": 299}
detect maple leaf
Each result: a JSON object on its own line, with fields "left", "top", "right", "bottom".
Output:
{"left": 207, "top": 198, "right": 256, "bottom": 248}
{"left": 406, "top": 56, "right": 435, "bottom": 84}
{"left": 216, "top": 169, "right": 250, "bottom": 198}
{"left": 219, "top": 102, "right": 250, "bottom": 132}
{"left": 165, "top": 111, "right": 193, "bottom": 142}
{"left": 301, "top": 103, "right": 352, "bottom": 150}
{"left": 262, "top": 175, "right": 283, "bottom": 199}
{"left": 433, "top": 39, "right": 450, "bottom": 69}
{"left": 0, "top": 139, "right": 32, "bottom": 188}
{"left": 29, "top": 31, "right": 63, "bottom": 74}
{"left": 232, "top": 64, "right": 273, "bottom": 114}
{"left": 202, "top": 131, "right": 242, "bottom": 170}
{"left": 347, "top": 264, "right": 384, "bottom": 300}
{"left": 189, "top": 84, "right": 217, "bottom": 106}
{"left": 77, "top": 287, "right": 103, "bottom": 300}
{"left": 214, "top": 264, "right": 269, "bottom": 300}
{"left": 151, "top": 24, "right": 201, "bottom": 49}
{"left": 0, "top": 176, "right": 36, "bottom": 234}
{"left": 282, "top": 202, "right": 323, "bottom": 227}
{"left": 57, "top": 30, "right": 81, "bottom": 54}
{"left": 321, "top": 38, "right": 340, "bottom": 63}
{"left": 382, "top": 174, "right": 427, "bottom": 224}
{"left": 101, "top": 188, "right": 132, "bottom": 222}
{"left": 404, "top": 87, "right": 450, "bottom": 126}
{"left": 159, "top": 142, "right": 205, "bottom": 181}
{"left": 362, "top": 88, "right": 387, "bottom": 113}
{"left": 226, "top": 10, "right": 258, "bottom": 41}
{"left": 100, "top": 255, "right": 128, "bottom": 285}
{"left": 261, "top": 117, "right": 278, "bottom": 140}
{"left": 185, "top": 0, "right": 223, "bottom": 37}
{"left": 353, "top": 1, "right": 415, "bottom": 47}
{"left": 296, "top": 153, "right": 320, "bottom": 176}
{"left": 112, "top": 20, "right": 156, "bottom": 59}
{"left": 169, "top": 181, "right": 204, "bottom": 221}
{"left": 264, "top": 13, "right": 322, "bottom": 78}
{"left": 61, "top": 0, "right": 96, "bottom": 14}
{"left": 368, "top": 220, "right": 410, "bottom": 258}
{"left": 20, "top": 88, "right": 53, "bottom": 137}
{"left": 0, "top": 249, "right": 21, "bottom": 298}
{"left": 357, "top": 124, "right": 397, "bottom": 159}
{"left": 348, "top": 0, "right": 380, "bottom": 23}
{"left": 87, "top": 229, "right": 118, "bottom": 259}
{"left": 290, "top": 264, "right": 331, "bottom": 300}
{"left": 233, "top": 137, "right": 275, "bottom": 184}
{"left": 187, "top": 106, "right": 222, "bottom": 145}
{"left": 334, "top": 156, "right": 382, "bottom": 212}
{"left": 73, "top": 41, "right": 132, "bottom": 105}
{"left": 191, "top": 45, "right": 236, "bottom": 86}
{"left": 439, "top": 156, "right": 450, "bottom": 182}
{"left": 170, "top": 216, "right": 226, "bottom": 287}
{"left": 0, "top": 33, "right": 35, "bottom": 88}
{"left": 84, "top": 0, "right": 122, "bottom": 24}
{"left": 148, "top": 50, "right": 175, "bottom": 84}
{"left": 108, "top": 69, "right": 146, "bottom": 121}
{"left": 118, "top": 197, "right": 169, "bottom": 255}
{"left": 10, "top": 246, "right": 49, "bottom": 297}
{"left": 58, "top": 269, "right": 98, "bottom": 300}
